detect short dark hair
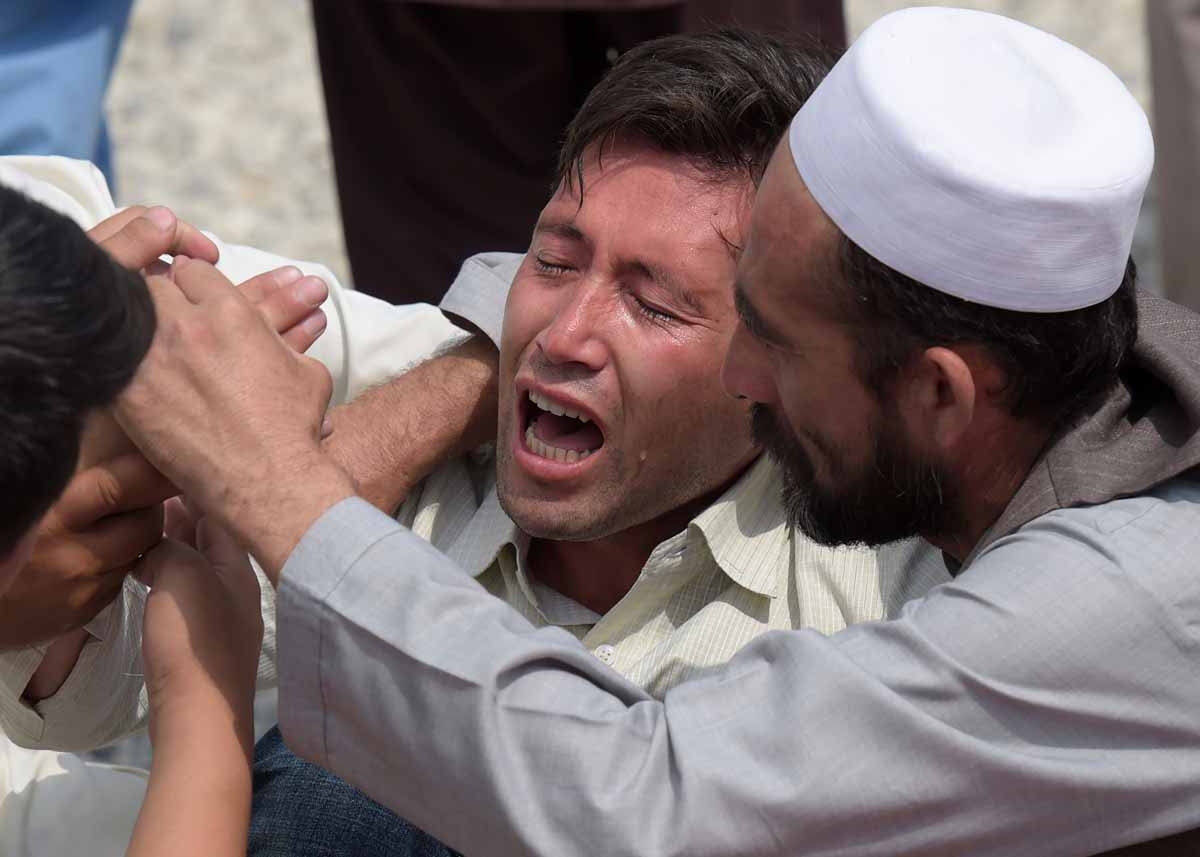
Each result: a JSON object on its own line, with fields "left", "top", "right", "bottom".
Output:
{"left": 557, "top": 29, "right": 839, "bottom": 195}
{"left": 832, "top": 233, "right": 1139, "bottom": 428}
{"left": 0, "top": 186, "right": 156, "bottom": 555}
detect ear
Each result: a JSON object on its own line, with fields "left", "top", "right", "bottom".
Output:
{"left": 896, "top": 346, "right": 977, "bottom": 452}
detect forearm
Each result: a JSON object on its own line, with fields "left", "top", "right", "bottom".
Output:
{"left": 277, "top": 499, "right": 1200, "bottom": 857}
{"left": 129, "top": 700, "right": 252, "bottom": 857}
{"left": 325, "top": 335, "right": 499, "bottom": 513}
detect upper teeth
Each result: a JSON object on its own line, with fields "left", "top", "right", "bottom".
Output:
{"left": 529, "top": 390, "right": 590, "bottom": 423}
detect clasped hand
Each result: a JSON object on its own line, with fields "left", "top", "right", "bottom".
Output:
{"left": 0, "top": 206, "right": 333, "bottom": 652}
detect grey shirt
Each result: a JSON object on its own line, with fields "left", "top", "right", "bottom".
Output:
{"left": 277, "top": 476, "right": 1200, "bottom": 857}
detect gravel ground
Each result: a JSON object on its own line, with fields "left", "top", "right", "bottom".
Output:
{"left": 93, "top": 1, "right": 1160, "bottom": 770}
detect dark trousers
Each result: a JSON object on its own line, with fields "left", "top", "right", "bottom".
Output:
{"left": 248, "top": 725, "right": 461, "bottom": 856}
{"left": 310, "top": 1, "right": 846, "bottom": 304}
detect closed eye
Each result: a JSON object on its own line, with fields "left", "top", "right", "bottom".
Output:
{"left": 633, "top": 297, "right": 677, "bottom": 325}
{"left": 534, "top": 256, "right": 572, "bottom": 276}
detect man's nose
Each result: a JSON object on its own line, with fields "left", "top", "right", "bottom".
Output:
{"left": 722, "top": 324, "right": 777, "bottom": 404}
{"left": 536, "top": 285, "right": 608, "bottom": 371}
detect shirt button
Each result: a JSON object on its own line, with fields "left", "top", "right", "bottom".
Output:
{"left": 594, "top": 644, "right": 615, "bottom": 664}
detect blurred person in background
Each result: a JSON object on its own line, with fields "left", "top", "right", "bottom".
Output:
{"left": 0, "top": 1, "right": 133, "bottom": 188}
{"left": 310, "top": 0, "right": 847, "bottom": 303}
{"left": 1147, "top": 0, "right": 1200, "bottom": 312}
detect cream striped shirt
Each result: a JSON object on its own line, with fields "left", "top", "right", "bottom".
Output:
{"left": 398, "top": 451, "right": 950, "bottom": 697}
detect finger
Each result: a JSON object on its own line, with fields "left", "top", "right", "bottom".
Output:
{"left": 87, "top": 206, "right": 148, "bottom": 245}
{"left": 132, "top": 538, "right": 192, "bottom": 589}
{"left": 279, "top": 308, "right": 328, "bottom": 353}
{"left": 144, "top": 259, "right": 171, "bottom": 278}
{"left": 140, "top": 270, "right": 202, "bottom": 330}
{"left": 163, "top": 497, "right": 198, "bottom": 549}
{"left": 195, "top": 517, "right": 252, "bottom": 575}
{"left": 320, "top": 414, "right": 335, "bottom": 440}
{"left": 131, "top": 554, "right": 157, "bottom": 588}
{"left": 238, "top": 266, "right": 303, "bottom": 305}
{"left": 170, "top": 256, "right": 241, "bottom": 305}
{"left": 99, "top": 208, "right": 219, "bottom": 271}
{"left": 58, "top": 453, "right": 175, "bottom": 529}
{"left": 301, "top": 356, "right": 337, "bottom": 420}
{"left": 253, "top": 274, "right": 327, "bottom": 336}
{"left": 72, "top": 504, "right": 166, "bottom": 574}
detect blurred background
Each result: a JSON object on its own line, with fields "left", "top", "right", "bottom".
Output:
{"left": 103, "top": 0, "right": 1158, "bottom": 296}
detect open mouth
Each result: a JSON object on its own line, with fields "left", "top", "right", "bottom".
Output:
{"left": 522, "top": 389, "right": 605, "bottom": 463}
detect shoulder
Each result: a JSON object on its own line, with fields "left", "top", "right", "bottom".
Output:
{"left": 996, "top": 476, "right": 1200, "bottom": 572}
{"left": 952, "top": 477, "right": 1200, "bottom": 650}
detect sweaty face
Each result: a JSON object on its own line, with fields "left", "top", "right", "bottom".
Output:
{"left": 496, "top": 142, "right": 758, "bottom": 541}
{"left": 723, "top": 139, "right": 956, "bottom": 547}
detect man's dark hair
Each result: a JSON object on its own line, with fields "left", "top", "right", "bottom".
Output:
{"left": 557, "top": 29, "right": 840, "bottom": 195}
{"left": 0, "top": 186, "right": 155, "bottom": 555}
{"left": 832, "top": 234, "right": 1139, "bottom": 428}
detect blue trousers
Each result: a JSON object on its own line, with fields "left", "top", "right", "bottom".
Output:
{"left": 0, "top": 0, "right": 133, "bottom": 186}
{"left": 249, "top": 726, "right": 462, "bottom": 857}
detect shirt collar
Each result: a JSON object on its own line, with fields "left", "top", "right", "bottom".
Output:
{"left": 445, "top": 455, "right": 790, "bottom": 600}
{"left": 443, "top": 485, "right": 524, "bottom": 579}
{"left": 687, "top": 455, "right": 791, "bottom": 598}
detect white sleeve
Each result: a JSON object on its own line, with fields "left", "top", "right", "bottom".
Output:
{"left": 206, "top": 240, "right": 467, "bottom": 405}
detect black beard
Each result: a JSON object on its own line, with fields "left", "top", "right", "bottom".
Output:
{"left": 750, "top": 404, "right": 955, "bottom": 548}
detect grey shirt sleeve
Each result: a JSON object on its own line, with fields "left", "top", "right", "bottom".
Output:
{"left": 276, "top": 487, "right": 1200, "bottom": 857}
{"left": 438, "top": 252, "right": 523, "bottom": 347}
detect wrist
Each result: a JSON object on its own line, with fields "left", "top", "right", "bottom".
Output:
{"left": 150, "top": 685, "right": 255, "bottom": 763}
{"left": 226, "top": 453, "right": 355, "bottom": 585}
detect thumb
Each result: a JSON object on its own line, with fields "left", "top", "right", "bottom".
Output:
{"left": 132, "top": 538, "right": 190, "bottom": 588}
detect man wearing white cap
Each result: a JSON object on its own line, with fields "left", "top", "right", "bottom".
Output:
{"left": 111, "top": 7, "right": 1200, "bottom": 856}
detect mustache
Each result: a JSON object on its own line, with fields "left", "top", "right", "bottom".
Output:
{"left": 750, "top": 403, "right": 795, "bottom": 451}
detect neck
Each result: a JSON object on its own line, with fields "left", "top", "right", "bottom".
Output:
{"left": 528, "top": 474, "right": 744, "bottom": 615}
{"left": 923, "top": 419, "right": 1055, "bottom": 563}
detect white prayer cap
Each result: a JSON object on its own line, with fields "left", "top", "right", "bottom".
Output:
{"left": 789, "top": 6, "right": 1153, "bottom": 312}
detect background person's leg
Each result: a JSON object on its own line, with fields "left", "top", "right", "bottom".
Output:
{"left": 249, "top": 726, "right": 462, "bottom": 857}
{"left": 684, "top": 0, "right": 847, "bottom": 47}
{"left": 0, "top": 0, "right": 134, "bottom": 187}
{"left": 309, "top": 2, "right": 691, "bottom": 305}
{"left": 310, "top": 2, "right": 580, "bottom": 304}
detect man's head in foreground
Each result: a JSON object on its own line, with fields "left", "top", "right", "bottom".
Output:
{"left": 496, "top": 30, "right": 836, "bottom": 541}
{"left": 0, "top": 186, "right": 155, "bottom": 585}
{"left": 723, "top": 8, "right": 1150, "bottom": 552}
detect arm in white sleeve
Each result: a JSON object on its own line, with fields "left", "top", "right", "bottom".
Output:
{"left": 278, "top": 489, "right": 1200, "bottom": 857}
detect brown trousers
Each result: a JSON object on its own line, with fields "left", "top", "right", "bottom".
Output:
{"left": 310, "top": 1, "right": 846, "bottom": 303}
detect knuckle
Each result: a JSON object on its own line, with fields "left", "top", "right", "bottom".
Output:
{"left": 123, "top": 506, "right": 166, "bottom": 558}
{"left": 92, "top": 468, "right": 125, "bottom": 514}
{"left": 173, "top": 313, "right": 216, "bottom": 350}
{"left": 306, "top": 359, "right": 334, "bottom": 400}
